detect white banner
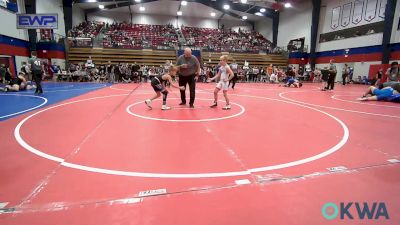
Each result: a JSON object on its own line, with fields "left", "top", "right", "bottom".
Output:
{"left": 379, "top": 0, "right": 387, "bottom": 18}
{"left": 331, "top": 6, "right": 341, "bottom": 29}
{"left": 341, "top": 3, "right": 352, "bottom": 27}
{"left": 352, "top": 0, "right": 364, "bottom": 24}
{"left": 365, "top": 0, "right": 378, "bottom": 22}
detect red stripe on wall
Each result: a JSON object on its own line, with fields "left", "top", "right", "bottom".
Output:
{"left": 390, "top": 51, "right": 400, "bottom": 60}
{"left": 315, "top": 53, "right": 382, "bottom": 64}
{"left": 37, "top": 50, "right": 65, "bottom": 59}
{"left": 288, "top": 58, "right": 309, "bottom": 64}
{"left": 0, "top": 44, "right": 30, "bottom": 57}
{"left": 289, "top": 53, "right": 382, "bottom": 64}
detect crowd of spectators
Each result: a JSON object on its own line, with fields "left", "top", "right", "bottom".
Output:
{"left": 67, "top": 21, "right": 277, "bottom": 53}
{"left": 60, "top": 55, "right": 295, "bottom": 84}
{"left": 68, "top": 21, "right": 105, "bottom": 38}
{"left": 62, "top": 58, "right": 173, "bottom": 83}
{"left": 102, "top": 23, "right": 178, "bottom": 49}
{"left": 181, "top": 26, "right": 273, "bottom": 53}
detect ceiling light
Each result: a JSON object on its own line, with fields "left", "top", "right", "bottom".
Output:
{"left": 135, "top": 0, "right": 141, "bottom": 2}
{"left": 139, "top": 6, "right": 145, "bottom": 11}
{"left": 255, "top": 12, "right": 263, "bottom": 16}
{"left": 223, "top": 4, "right": 230, "bottom": 10}
{"left": 284, "top": 2, "right": 292, "bottom": 8}
{"left": 177, "top": 11, "right": 182, "bottom": 16}
{"left": 260, "top": 8, "right": 266, "bottom": 13}
{"left": 98, "top": 4, "right": 104, "bottom": 9}
{"left": 211, "top": 12, "right": 216, "bottom": 17}
{"left": 181, "top": 1, "right": 187, "bottom": 6}
{"left": 240, "top": 0, "right": 247, "bottom": 3}
{"left": 87, "top": 0, "right": 97, "bottom": 2}
{"left": 242, "top": 15, "right": 247, "bottom": 20}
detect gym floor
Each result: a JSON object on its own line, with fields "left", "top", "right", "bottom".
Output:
{"left": 0, "top": 82, "right": 399, "bottom": 224}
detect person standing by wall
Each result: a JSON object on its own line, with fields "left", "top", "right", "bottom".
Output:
{"left": 176, "top": 48, "right": 200, "bottom": 108}
{"left": 386, "top": 62, "right": 400, "bottom": 83}
{"left": 106, "top": 61, "right": 114, "bottom": 83}
{"left": 371, "top": 68, "right": 383, "bottom": 86}
{"left": 0, "top": 64, "right": 7, "bottom": 84}
{"left": 342, "top": 64, "right": 349, "bottom": 85}
{"left": 21, "top": 62, "right": 31, "bottom": 81}
{"left": 115, "top": 63, "right": 122, "bottom": 83}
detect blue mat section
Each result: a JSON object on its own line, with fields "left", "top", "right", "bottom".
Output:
{"left": 0, "top": 82, "right": 111, "bottom": 121}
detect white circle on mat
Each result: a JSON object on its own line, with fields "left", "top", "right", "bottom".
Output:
{"left": 15, "top": 93, "right": 349, "bottom": 178}
{"left": 126, "top": 98, "right": 245, "bottom": 122}
{"left": 0, "top": 94, "right": 48, "bottom": 119}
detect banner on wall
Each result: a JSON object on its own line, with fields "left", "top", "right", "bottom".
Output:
{"left": 352, "top": 0, "right": 364, "bottom": 24}
{"left": 331, "top": 6, "right": 341, "bottom": 29}
{"left": 16, "top": 14, "right": 58, "bottom": 29}
{"left": 365, "top": 0, "right": 378, "bottom": 22}
{"left": 341, "top": 3, "right": 352, "bottom": 27}
{"left": 378, "top": 0, "right": 387, "bottom": 18}
{"left": 40, "top": 29, "right": 54, "bottom": 41}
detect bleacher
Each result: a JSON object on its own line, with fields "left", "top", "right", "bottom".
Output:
{"left": 68, "top": 48, "right": 177, "bottom": 66}
{"left": 68, "top": 48, "right": 287, "bottom": 68}
{"left": 202, "top": 52, "right": 288, "bottom": 68}
{"left": 67, "top": 22, "right": 287, "bottom": 68}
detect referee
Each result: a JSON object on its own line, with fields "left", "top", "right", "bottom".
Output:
{"left": 176, "top": 48, "right": 200, "bottom": 108}
{"left": 28, "top": 51, "right": 44, "bottom": 94}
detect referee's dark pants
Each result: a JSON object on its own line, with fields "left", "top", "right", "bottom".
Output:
{"left": 342, "top": 74, "right": 347, "bottom": 85}
{"left": 327, "top": 73, "right": 336, "bottom": 90}
{"left": 33, "top": 71, "right": 43, "bottom": 93}
{"left": 179, "top": 74, "right": 196, "bottom": 105}
{"left": 229, "top": 73, "right": 238, "bottom": 89}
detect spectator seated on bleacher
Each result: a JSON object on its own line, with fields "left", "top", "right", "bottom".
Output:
{"left": 68, "top": 21, "right": 105, "bottom": 38}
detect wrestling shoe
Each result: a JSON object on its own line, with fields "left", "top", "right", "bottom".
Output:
{"left": 210, "top": 102, "right": 218, "bottom": 108}
{"left": 145, "top": 99, "right": 152, "bottom": 109}
{"left": 161, "top": 105, "right": 171, "bottom": 110}
{"left": 222, "top": 105, "right": 231, "bottom": 110}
